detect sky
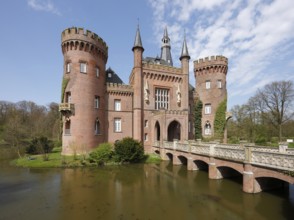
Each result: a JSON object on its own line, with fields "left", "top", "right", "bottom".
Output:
{"left": 0, "top": 0, "right": 294, "bottom": 110}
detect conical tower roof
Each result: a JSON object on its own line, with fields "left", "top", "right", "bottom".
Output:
{"left": 132, "top": 25, "right": 144, "bottom": 51}
{"left": 180, "top": 33, "right": 190, "bottom": 60}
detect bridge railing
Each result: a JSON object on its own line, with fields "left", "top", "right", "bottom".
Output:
{"left": 158, "top": 140, "right": 294, "bottom": 171}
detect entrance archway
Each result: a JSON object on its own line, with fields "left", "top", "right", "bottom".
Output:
{"left": 155, "top": 121, "right": 160, "bottom": 141}
{"left": 168, "top": 120, "right": 181, "bottom": 141}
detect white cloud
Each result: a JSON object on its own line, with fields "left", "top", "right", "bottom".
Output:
{"left": 27, "top": 0, "right": 61, "bottom": 15}
{"left": 147, "top": 0, "right": 294, "bottom": 108}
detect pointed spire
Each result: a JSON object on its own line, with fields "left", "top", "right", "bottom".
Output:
{"left": 180, "top": 31, "right": 190, "bottom": 60}
{"left": 160, "top": 26, "right": 173, "bottom": 66}
{"left": 132, "top": 24, "right": 144, "bottom": 51}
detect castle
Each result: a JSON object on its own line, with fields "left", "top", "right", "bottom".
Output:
{"left": 59, "top": 26, "right": 228, "bottom": 155}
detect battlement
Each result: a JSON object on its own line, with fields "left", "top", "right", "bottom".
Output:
{"left": 61, "top": 27, "right": 108, "bottom": 53}
{"left": 194, "top": 55, "right": 228, "bottom": 69}
{"left": 106, "top": 83, "right": 133, "bottom": 96}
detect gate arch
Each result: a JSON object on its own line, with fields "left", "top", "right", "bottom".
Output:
{"left": 168, "top": 120, "right": 181, "bottom": 141}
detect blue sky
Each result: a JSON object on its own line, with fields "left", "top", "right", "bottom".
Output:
{"left": 1, "top": 0, "right": 294, "bottom": 110}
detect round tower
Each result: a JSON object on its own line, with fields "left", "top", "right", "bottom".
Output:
{"left": 60, "top": 27, "right": 108, "bottom": 155}
{"left": 194, "top": 56, "right": 228, "bottom": 138}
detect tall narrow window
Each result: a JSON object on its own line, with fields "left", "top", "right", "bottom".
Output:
{"left": 217, "top": 80, "right": 222, "bottom": 89}
{"left": 96, "top": 67, "right": 100, "bottom": 77}
{"left": 144, "top": 120, "right": 148, "bottom": 127}
{"left": 155, "top": 88, "right": 169, "bottom": 110}
{"left": 65, "top": 92, "right": 71, "bottom": 103}
{"left": 144, "top": 133, "right": 148, "bottom": 141}
{"left": 66, "top": 62, "right": 71, "bottom": 73}
{"left": 204, "top": 121, "right": 211, "bottom": 135}
{"left": 65, "top": 119, "right": 71, "bottom": 135}
{"left": 205, "top": 104, "right": 211, "bottom": 114}
{"left": 114, "top": 118, "right": 121, "bottom": 132}
{"left": 205, "top": 80, "right": 211, "bottom": 89}
{"left": 94, "top": 96, "right": 100, "bottom": 109}
{"left": 114, "top": 100, "right": 121, "bottom": 111}
{"left": 95, "top": 119, "right": 100, "bottom": 135}
{"left": 80, "top": 62, "right": 87, "bottom": 73}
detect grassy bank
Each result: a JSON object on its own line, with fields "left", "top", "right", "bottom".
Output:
{"left": 11, "top": 148, "right": 162, "bottom": 168}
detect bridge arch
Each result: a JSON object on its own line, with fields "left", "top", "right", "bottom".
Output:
{"left": 217, "top": 166, "right": 243, "bottom": 178}
{"left": 178, "top": 155, "right": 188, "bottom": 165}
{"left": 167, "top": 120, "right": 181, "bottom": 141}
{"left": 254, "top": 170, "right": 294, "bottom": 185}
{"left": 166, "top": 152, "right": 173, "bottom": 161}
{"left": 193, "top": 160, "right": 209, "bottom": 171}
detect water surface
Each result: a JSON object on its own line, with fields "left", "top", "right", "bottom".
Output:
{"left": 0, "top": 161, "right": 293, "bottom": 220}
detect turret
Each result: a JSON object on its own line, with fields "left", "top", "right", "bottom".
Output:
{"left": 160, "top": 27, "right": 173, "bottom": 66}
{"left": 60, "top": 27, "right": 108, "bottom": 155}
{"left": 132, "top": 25, "right": 144, "bottom": 143}
{"left": 179, "top": 34, "right": 190, "bottom": 110}
{"left": 194, "top": 55, "right": 228, "bottom": 138}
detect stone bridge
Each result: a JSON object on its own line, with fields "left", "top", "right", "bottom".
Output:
{"left": 152, "top": 140, "right": 294, "bottom": 193}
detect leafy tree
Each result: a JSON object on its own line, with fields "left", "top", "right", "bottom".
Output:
{"left": 257, "top": 80, "right": 294, "bottom": 141}
{"left": 114, "top": 137, "right": 144, "bottom": 163}
{"left": 194, "top": 99, "right": 203, "bottom": 139}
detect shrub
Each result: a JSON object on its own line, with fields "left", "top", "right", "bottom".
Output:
{"left": 255, "top": 136, "right": 267, "bottom": 146}
{"left": 26, "top": 137, "right": 53, "bottom": 155}
{"left": 114, "top": 137, "right": 144, "bottom": 163}
{"left": 88, "top": 142, "right": 113, "bottom": 165}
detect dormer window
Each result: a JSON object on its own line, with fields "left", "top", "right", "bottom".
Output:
{"left": 108, "top": 73, "right": 112, "bottom": 78}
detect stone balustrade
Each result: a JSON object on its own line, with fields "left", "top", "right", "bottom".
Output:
{"left": 157, "top": 140, "right": 294, "bottom": 171}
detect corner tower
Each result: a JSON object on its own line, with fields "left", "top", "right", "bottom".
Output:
{"left": 60, "top": 27, "right": 108, "bottom": 155}
{"left": 194, "top": 56, "right": 228, "bottom": 138}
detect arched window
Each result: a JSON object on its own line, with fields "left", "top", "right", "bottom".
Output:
{"left": 204, "top": 121, "right": 211, "bottom": 135}
{"left": 65, "top": 118, "right": 71, "bottom": 135}
{"left": 95, "top": 118, "right": 100, "bottom": 135}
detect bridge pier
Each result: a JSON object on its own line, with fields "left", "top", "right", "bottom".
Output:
{"left": 187, "top": 158, "right": 198, "bottom": 170}
{"left": 243, "top": 164, "right": 255, "bottom": 193}
{"left": 208, "top": 158, "right": 222, "bottom": 179}
{"left": 173, "top": 154, "right": 181, "bottom": 165}
{"left": 159, "top": 148, "right": 169, "bottom": 161}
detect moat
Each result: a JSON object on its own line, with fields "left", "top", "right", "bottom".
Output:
{"left": 0, "top": 161, "right": 293, "bottom": 220}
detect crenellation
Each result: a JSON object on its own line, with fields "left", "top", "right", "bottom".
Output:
{"left": 61, "top": 27, "right": 108, "bottom": 55}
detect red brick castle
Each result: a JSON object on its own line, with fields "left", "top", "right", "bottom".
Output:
{"left": 59, "top": 26, "right": 228, "bottom": 155}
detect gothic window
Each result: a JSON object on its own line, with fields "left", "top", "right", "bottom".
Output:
{"left": 95, "top": 119, "right": 100, "bottom": 135}
{"left": 114, "top": 118, "right": 121, "bottom": 132}
{"left": 80, "top": 62, "right": 87, "bottom": 73}
{"left": 155, "top": 88, "right": 169, "bottom": 110}
{"left": 144, "top": 120, "right": 148, "bottom": 127}
{"left": 65, "top": 119, "right": 71, "bottom": 135}
{"left": 205, "top": 104, "right": 211, "bottom": 114}
{"left": 204, "top": 121, "right": 212, "bottom": 135}
{"left": 144, "top": 133, "right": 148, "bottom": 141}
{"left": 114, "top": 100, "right": 121, "bottom": 111}
{"left": 94, "top": 96, "right": 100, "bottom": 109}
{"left": 206, "top": 80, "right": 211, "bottom": 89}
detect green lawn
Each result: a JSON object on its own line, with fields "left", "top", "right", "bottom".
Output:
{"left": 11, "top": 148, "right": 162, "bottom": 168}
{"left": 11, "top": 147, "right": 85, "bottom": 168}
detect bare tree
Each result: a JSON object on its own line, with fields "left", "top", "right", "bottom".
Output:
{"left": 257, "top": 80, "right": 294, "bottom": 141}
